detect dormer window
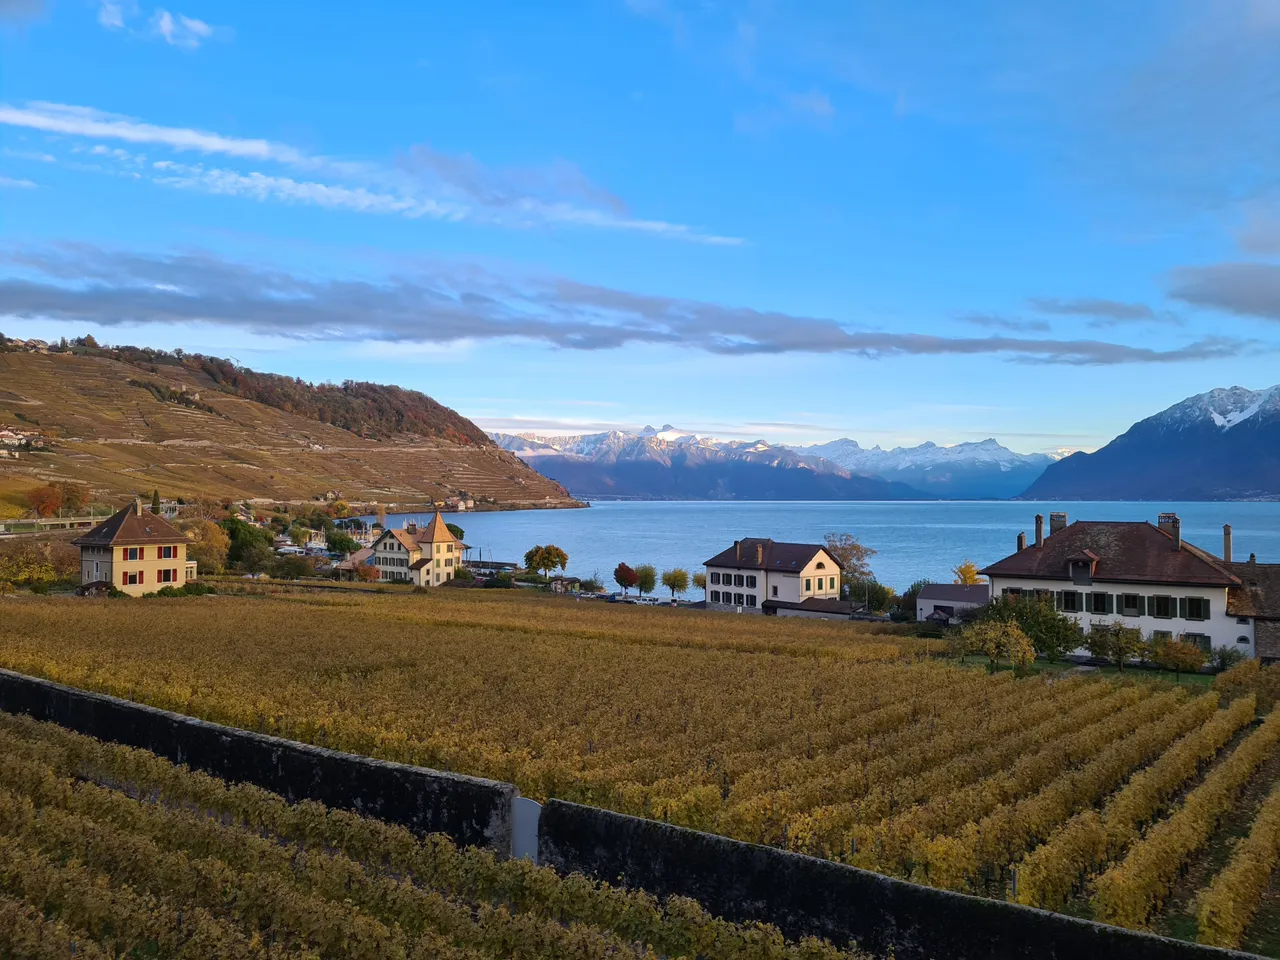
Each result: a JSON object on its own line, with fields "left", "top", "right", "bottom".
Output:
{"left": 1070, "top": 560, "right": 1092, "bottom": 587}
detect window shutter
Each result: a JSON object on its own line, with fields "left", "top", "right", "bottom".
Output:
{"left": 1135, "top": 596, "right": 1146, "bottom": 617}
{"left": 1055, "top": 591, "right": 1063, "bottom": 610}
{"left": 1203, "top": 598, "right": 1211, "bottom": 618}
{"left": 1179, "top": 597, "right": 1188, "bottom": 619}
{"left": 1104, "top": 593, "right": 1114, "bottom": 614}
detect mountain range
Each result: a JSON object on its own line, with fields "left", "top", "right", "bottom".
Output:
{"left": 491, "top": 426, "right": 1054, "bottom": 501}
{"left": 1024, "top": 385, "right": 1280, "bottom": 501}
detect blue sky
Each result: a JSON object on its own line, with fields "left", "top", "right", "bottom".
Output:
{"left": 2, "top": 0, "right": 1280, "bottom": 454}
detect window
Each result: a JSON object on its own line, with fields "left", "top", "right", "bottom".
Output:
{"left": 1120, "top": 594, "right": 1143, "bottom": 617}
{"left": 1185, "top": 597, "right": 1210, "bottom": 621}
{"left": 1060, "top": 591, "right": 1082, "bottom": 613}
{"left": 734, "top": 593, "right": 745, "bottom": 605}
{"left": 1238, "top": 617, "right": 1252, "bottom": 625}
{"left": 710, "top": 590, "right": 721, "bottom": 603}
{"left": 734, "top": 574, "right": 745, "bottom": 587}
{"left": 816, "top": 562, "right": 826, "bottom": 570}
{"left": 126, "top": 547, "right": 140, "bottom": 561}
{"left": 746, "top": 575, "right": 757, "bottom": 588}
{"left": 829, "top": 577, "right": 837, "bottom": 590}
{"left": 1151, "top": 595, "right": 1174, "bottom": 619}
{"left": 1239, "top": 636, "right": 1251, "bottom": 645}
{"left": 745, "top": 595, "right": 757, "bottom": 607}
{"left": 710, "top": 572, "right": 721, "bottom": 585}
{"left": 771, "top": 585, "right": 778, "bottom": 597}
{"left": 446, "top": 544, "right": 453, "bottom": 554}
{"left": 804, "top": 578, "right": 812, "bottom": 592}
{"left": 1088, "top": 592, "right": 1112, "bottom": 615}
{"left": 159, "top": 568, "right": 178, "bottom": 583}
{"left": 1151, "top": 630, "right": 1173, "bottom": 643}
{"left": 122, "top": 571, "right": 142, "bottom": 586}
{"left": 1002, "top": 587, "right": 1023, "bottom": 598}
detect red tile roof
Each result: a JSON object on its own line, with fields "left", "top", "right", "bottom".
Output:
{"left": 979, "top": 521, "right": 1238, "bottom": 588}
{"left": 1227, "top": 560, "right": 1280, "bottom": 619}
{"left": 72, "top": 500, "right": 186, "bottom": 547}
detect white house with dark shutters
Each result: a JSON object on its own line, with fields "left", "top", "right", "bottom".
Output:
{"left": 980, "top": 512, "right": 1268, "bottom": 657}
{"left": 703, "top": 538, "right": 845, "bottom": 615}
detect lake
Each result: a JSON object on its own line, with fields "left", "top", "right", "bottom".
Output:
{"left": 378, "top": 501, "right": 1280, "bottom": 592}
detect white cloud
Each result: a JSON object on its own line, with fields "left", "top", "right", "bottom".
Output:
{"left": 0, "top": 175, "right": 36, "bottom": 188}
{"left": 0, "top": 101, "right": 741, "bottom": 243}
{"left": 151, "top": 8, "right": 212, "bottom": 48}
{"left": 97, "top": 1, "right": 125, "bottom": 29}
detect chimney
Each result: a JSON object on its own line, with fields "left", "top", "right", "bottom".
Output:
{"left": 1017, "top": 532, "right": 1027, "bottom": 552}
{"left": 1224, "top": 524, "right": 1233, "bottom": 563}
{"left": 134, "top": 497, "right": 144, "bottom": 516}
{"left": 756, "top": 542, "right": 763, "bottom": 565}
{"left": 1250, "top": 553, "right": 1258, "bottom": 565}
{"left": 1050, "top": 512, "right": 1068, "bottom": 535}
{"left": 734, "top": 540, "right": 740, "bottom": 562}
{"left": 1034, "top": 514, "right": 1044, "bottom": 548}
{"left": 1158, "top": 512, "right": 1181, "bottom": 550}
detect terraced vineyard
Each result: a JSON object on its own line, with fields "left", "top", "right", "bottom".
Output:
{"left": 0, "top": 349, "right": 580, "bottom": 510}
{"left": 0, "top": 709, "right": 861, "bottom": 960}
{"left": 5, "top": 590, "right": 1280, "bottom": 949}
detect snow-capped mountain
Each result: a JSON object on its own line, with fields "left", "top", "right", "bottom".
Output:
{"left": 1023, "top": 385, "right": 1280, "bottom": 501}
{"left": 793, "top": 438, "right": 1057, "bottom": 500}
{"left": 489, "top": 426, "right": 926, "bottom": 501}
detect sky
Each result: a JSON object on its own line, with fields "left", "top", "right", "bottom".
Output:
{"left": 2, "top": 1, "right": 1280, "bottom": 455}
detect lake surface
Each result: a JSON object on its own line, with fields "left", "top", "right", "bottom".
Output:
{"left": 379, "top": 501, "right": 1280, "bottom": 592}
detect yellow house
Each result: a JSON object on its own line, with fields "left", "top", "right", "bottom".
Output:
{"left": 72, "top": 498, "right": 194, "bottom": 597}
{"left": 369, "top": 510, "right": 463, "bottom": 587}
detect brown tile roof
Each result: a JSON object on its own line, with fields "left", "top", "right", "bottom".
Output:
{"left": 978, "top": 521, "right": 1238, "bottom": 588}
{"left": 762, "top": 597, "right": 859, "bottom": 615}
{"left": 333, "top": 547, "right": 373, "bottom": 571}
{"left": 1227, "top": 561, "right": 1280, "bottom": 619}
{"left": 417, "top": 510, "right": 460, "bottom": 544}
{"left": 72, "top": 500, "right": 186, "bottom": 547}
{"left": 704, "top": 538, "right": 837, "bottom": 572}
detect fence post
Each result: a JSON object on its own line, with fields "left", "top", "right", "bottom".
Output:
{"left": 512, "top": 796, "right": 542, "bottom": 862}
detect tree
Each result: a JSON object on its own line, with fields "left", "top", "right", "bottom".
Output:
{"left": 952, "top": 559, "right": 984, "bottom": 585}
{"left": 446, "top": 523, "right": 465, "bottom": 541}
{"left": 26, "top": 484, "right": 63, "bottom": 518}
{"left": 692, "top": 571, "right": 707, "bottom": 590}
{"left": 580, "top": 571, "right": 604, "bottom": 593}
{"left": 57, "top": 482, "right": 90, "bottom": 513}
{"left": 1154, "top": 638, "right": 1207, "bottom": 683}
{"left": 980, "top": 594, "right": 1079, "bottom": 663}
{"left": 524, "top": 544, "right": 568, "bottom": 578}
{"left": 273, "top": 555, "right": 316, "bottom": 580}
{"left": 150, "top": 489, "right": 161, "bottom": 515}
{"left": 634, "top": 564, "right": 657, "bottom": 597}
{"left": 327, "top": 529, "right": 360, "bottom": 554}
{"left": 823, "top": 532, "right": 876, "bottom": 582}
{"left": 1085, "top": 620, "right": 1146, "bottom": 671}
{"left": 354, "top": 563, "right": 380, "bottom": 583}
{"left": 661, "top": 568, "right": 689, "bottom": 598}
{"left": 894, "top": 578, "right": 931, "bottom": 621}
{"left": 847, "top": 579, "right": 895, "bottom": 613}
{"left": 613, "top": 562, "right": 638, "bottom": 595}
{"left": 964, "top": 620, "right": 1035, "bottom": 672}
{"left": 183, "top": 519, "right": 231, "bottom": 574}
{"left": 289, "top": 524, "right": 311, "bottom": 548}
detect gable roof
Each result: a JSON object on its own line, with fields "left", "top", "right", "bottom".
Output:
{"left": 979, "top": 521, "right": 1238, "bottom": 588}
{"left": 333, "top": 547, "right": 373, "bottom": 571}
{"left": 1227, "top": 560, "right": 1280, "bottom": 619}
{"left": 373, "top": 511, "right": 460, "bottom": 553}
{"left": 704, "top": 538, "right": 838, "bottom": 573}
{"left": 72, "top": 500, "right": 186, "bottom": 547}
{"left": 918, "top": 583, "right": 991, "bottom": 604}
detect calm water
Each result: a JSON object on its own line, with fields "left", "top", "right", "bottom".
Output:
{"left": 379, "top": 501, "right": 1280, "bottom": 592}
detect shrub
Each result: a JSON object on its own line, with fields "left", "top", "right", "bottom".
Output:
{"left": 28, "top": 581, "right": 49, "bottom": 595}
{"left": 1210, "top": 646, "right": 1247, "bottom": 672}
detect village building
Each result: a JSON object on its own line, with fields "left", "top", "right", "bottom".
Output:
{"left": 71, "top": 498, "right": 196, "bottom": 597}
{"left": 369, "top": 511, "right": 463, "bottom": 587}
{"left": 916, "top": 583, "right": 992, "bottom": 624}
{"left": 981, "top": 512, "right": 1280, "bottom": 658}
{"left": 703, "top": 538, "right": 844, "bottom": 615}
{"left": 332, "top": 546, "right": 374, "bottom": 580}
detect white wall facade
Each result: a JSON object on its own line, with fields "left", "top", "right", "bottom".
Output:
{"left": 704, "top": 549, "right": 842, "bottom": 613}
{"left": 987, "top": 575, "right": 1255, "bottom": 657}
{"left": 371, "top": 532, "right": 417, "bottom": 582}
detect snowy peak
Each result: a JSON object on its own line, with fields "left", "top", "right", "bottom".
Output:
{"left": 797, "top": 437, "right": 1052, "bottom": 472}
{"left": 1148, "top": 385, "right": 1280, "bottom": 434}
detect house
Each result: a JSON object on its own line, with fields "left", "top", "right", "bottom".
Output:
{"left": 549, "top": 576, "right": 581, "bottom": 594}
{"left": 370, "top": 511, "right": 463, "bottom": 587}
{"left": 763, "top": 596, "right": 866, "bottom": 619}
{"left": 980, "top": 512, "right": 1280, "bottom": 658}
{"left": 71, "top": 498, "right": 195, "bottom": 597}
{"left": 916, "top": 583, "right": 991, "bottom": 624}
{"left": 332, "top": 546, "right": 374, "bottom": 580}
{"left": 703, "top": 538, "right": 843, "bottom": 614}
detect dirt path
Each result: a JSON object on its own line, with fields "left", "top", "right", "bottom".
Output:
{"left": 1153, "top": 730, "right": 1280, "bottom": 946}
